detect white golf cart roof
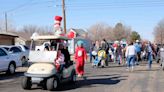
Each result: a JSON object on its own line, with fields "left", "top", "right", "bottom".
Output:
{"left": 31, "top": 35, "right": 70, "bottom": 40}
{"left": 29, "top": 35, "right": 71, "bottom": 63}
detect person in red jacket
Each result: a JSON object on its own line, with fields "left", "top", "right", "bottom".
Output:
{"left": 74, "top": 40, "right": 87, "bottom": 77}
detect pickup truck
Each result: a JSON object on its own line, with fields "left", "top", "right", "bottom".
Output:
{"left": 35, "top": 42, "right": 50, "bottom": 51}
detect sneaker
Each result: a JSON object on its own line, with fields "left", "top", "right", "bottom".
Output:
{"left": 126, "top": 67, "right": 129, "bottom": 71}
{"left": 131, "top": 67, "right": 134, "bottom": 71}
{"left": 78, "top": 74, "right": 83, "bottom": 78}
{"left": 77, "top": 74, "right": 81, "bottom": 77}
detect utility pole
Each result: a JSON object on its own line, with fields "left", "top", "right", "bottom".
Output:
{"left": 5, "top": 12, "right": 8, "bottom": 32}
{"left": 62, "top": 0, "right": 66, "bottom": 34}
{"left": 161, "top": 30, "right": 163, "bottom": 47}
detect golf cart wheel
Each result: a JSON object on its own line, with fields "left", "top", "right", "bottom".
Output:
{"left": 7, "top": 63, "right": 16, "bottom": 75}
{"left": 46, "top": 77, "right": 59, "bottom": 91}
{"left": 21, "top": 76, "right": 32, "bottom": 90}
{"left": 71, "top": 71, "right": 76, "bottom": 83}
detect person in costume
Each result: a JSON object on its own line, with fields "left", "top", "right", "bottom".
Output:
{"left": 54, "top": 16, "right": 64, "bottom": 36}
{"left": 54, "top": 50, "right": 65, "bottom": 72}
{"left": 74, "top": 40, "right": 87, "bottom": 77}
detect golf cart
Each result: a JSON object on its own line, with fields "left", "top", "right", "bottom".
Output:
{"left": 21, "top": 35, "right": 76, "bottom": 91}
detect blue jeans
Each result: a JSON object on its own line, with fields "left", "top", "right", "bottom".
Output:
{"left": 148, "top": 52, "right": 152, "bottom": 69}
{"left": 117, "top": 55, "right": 122, "bottom": 64}
{"left": 127, "top": 55, "right": 135, "bottom": 68}
{"left": 89, "top": 52, "right": 92, "bottom": 62}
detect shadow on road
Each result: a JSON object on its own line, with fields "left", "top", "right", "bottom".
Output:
{"left": 0, "top": 72, "right": 24, "bottom": 80}
{"left": 57, "top": 75, "right": 127, "bottom": 91}
{"left": 85, "top": 74, "right": 120, "bottom": 78}
{"left": 135, "top": 68, "right": 160, "bottom": 72}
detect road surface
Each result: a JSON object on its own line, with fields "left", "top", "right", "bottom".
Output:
{"left": 0, "top": 62, "right": 164, "bottom": 92}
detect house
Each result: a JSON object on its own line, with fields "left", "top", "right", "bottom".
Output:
{"left": 67, "top": 28, "right": 91, "bottom": 54}
{"left": 68, "top": 28, "right": 88, "bottom": 38}
{"left": 15, "top": 37, "right": 27, "bottom": 45}
{"left": 0, "top": 32, "right": 18, "bottom": 45}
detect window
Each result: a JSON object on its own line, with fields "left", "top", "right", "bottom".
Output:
{"left": 3, "top": 47, "right": 9, "bottom": 51}
{"left": 24, "top": 46, "right": 29, "bottom": 50}
{"left": 0, "top": 48, "right": 7, "bottom": 56}
{"left": 9, "top": 47, "right": 22, "bottom": 53}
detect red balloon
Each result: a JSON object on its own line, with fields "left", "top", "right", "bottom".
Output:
{"left": 67, "top": 31, "right": 76, "bottom": 38}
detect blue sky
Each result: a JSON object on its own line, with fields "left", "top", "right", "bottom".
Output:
{"left": 0, "top": 0, "right": 164, "bottom": 41}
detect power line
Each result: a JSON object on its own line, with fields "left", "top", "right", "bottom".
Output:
{"left": 65, "top": 0, "right": 164, "bottom": 5}
{"left": 70, "top": 2, "right": 164, "bottom": 10}
{"left": 49, "top": 1, "right": 164, "bottom": 10}
{"left": 5, "top": 0, "right": 54, "bottom": 13}
{"left": 6, "top": 1, "right": 34, "bottom": 13}
{"left": 65, "top": 1, "right": 164, "bottom": 7}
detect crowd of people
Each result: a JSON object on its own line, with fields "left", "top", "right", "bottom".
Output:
{"left": 51, "top": 39, "right": 161, "bottom": 78}
{"left": 89, "top": 39, "right": 161, "bottom": 71}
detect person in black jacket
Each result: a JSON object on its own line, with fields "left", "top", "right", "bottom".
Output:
{"left": 89, "top": 43, "right": 95, "bottom": 63}
{"left": 99, "top": 39, "right": 109, "bottom": 66}
{"left": 59, "top": 44, "right": 71, "bottom": 68}
{"left": 100, "top": 39, "right": 109, "bottom": 54}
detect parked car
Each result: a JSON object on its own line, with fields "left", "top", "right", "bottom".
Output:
{"left": 0, "top": 47, "right": 22, "bottom": 74}
{"left": 17, "top": 45, "right": 30, "bottom": 64}
{"left": 0, "top": 45, "right": 28, "bottom": 65}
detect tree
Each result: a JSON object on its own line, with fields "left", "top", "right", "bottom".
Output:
{"left": 87, "top": 22, "right": 133, "bottom": 42}
{"left": 88, "top": 22, "right": 113, "bottom": 41}
{"left": 113, "top": 23, "right": 131, "bottom": 41}
{"left": 16, "top": 25, "right": 53, "bottom": 40}
{"left": 0, "top": 19, "right": 16, "bottom": 32}
{"left": 129, "top": 31, "right": 141, "bottom": 42}
{"left": 153, "top": 19, "right": 164, "bottom": 44}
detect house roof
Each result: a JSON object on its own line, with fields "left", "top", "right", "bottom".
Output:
{"left": 31, "top": 35, "right": 70, "bottom": 41}
{"left": 69, "top": 28, "right": 87, "bottom": 36}
{"left": 0, "top": 32, "right": 18, "bottom": 37}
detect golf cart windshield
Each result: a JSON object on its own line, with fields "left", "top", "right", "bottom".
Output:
{"left": 29, "top": 35, "right": 70, "bottom": 63}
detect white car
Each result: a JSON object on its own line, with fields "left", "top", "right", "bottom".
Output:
{"left": 17, "top": 45, "right": 29, "bottom": 64}
{"left": 0, "top": 47, "right": 22, "bottom": 74}
{"left": 1, "top": 45, "right": 28, "bottom": 65}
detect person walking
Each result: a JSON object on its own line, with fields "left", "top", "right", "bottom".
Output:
{"left": 74, "top": 40, "right": 87, "bottom": 77}
{"left": 134, "top": 40, "right": 142, "bottom": 65}
{"left": 89, "top": 42, "right": 95, "bottom": 63}
{"left": 116, "top": 43, "right": 123, "bottom": 65}
{"left": 125, "top": 42, "right": 136, "bottom": 71}
{"left": 146, "top": 42, "right": 153, "bottom": 70}
{"left": 100, "top": 39, "right": 109, "bottom": 66}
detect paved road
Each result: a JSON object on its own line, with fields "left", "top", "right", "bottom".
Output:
{"left": 0, "top": 62, "right": 164, "bottom": 92}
